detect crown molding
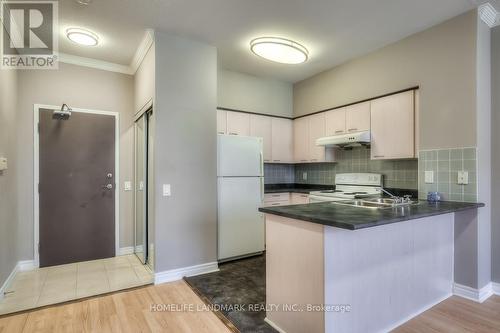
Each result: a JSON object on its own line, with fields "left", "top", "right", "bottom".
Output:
{"left": 479, "top": 2, "right": 500, "bottom": 28}
{"left": 130, "top": 29, "right": 154, "bottom": 74}
{"left": 58, "top": 52, "right": 134, "bottom": 75}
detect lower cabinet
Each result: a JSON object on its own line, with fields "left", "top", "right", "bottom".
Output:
{"left": 290, "top": 193, "right": 309, "bottom": 205}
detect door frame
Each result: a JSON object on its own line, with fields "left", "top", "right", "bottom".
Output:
{"left": 33, "top": 104, "right": 120, "bottom": 267}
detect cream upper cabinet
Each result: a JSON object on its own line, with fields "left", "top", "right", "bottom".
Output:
{"left": 271, "top": 118, "right": 293, "bottom": 163}
{"left": 346, "top": 101, "right": 370, "bottom": 133}
{"left": 308, "top": 113, "right": 326, "bottom": 162}
{"left": 325, "top": 108, "right": 346, "bottom": 136}
{"left": 250, "top": 115, "right": 272, "bottom": 162}
{"left": 226, "top": 111, "right": 250, "bottom": 136}
{"left": 217, "top": 110, "right": 227, "bottom": 135}
{"left": 294, "top": 117, "right": 309, "bottom": 163}
{"left": 370, "top": 91, "right": 415, "bottom": 160}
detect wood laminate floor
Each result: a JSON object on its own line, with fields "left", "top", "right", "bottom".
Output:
{"left": 0, "top": 281, "right": 232, "bottom": 333}
{"left": 1, "top": 280, "right": 499, "bottom": 333}
{"left": 394, "top": 295, "right": 500, "bottom": 332}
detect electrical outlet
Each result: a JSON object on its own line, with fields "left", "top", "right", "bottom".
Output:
{"left": 457, "top": 171, "right": 469, "bottom": 185}
{"left": 302, "top": 172, "right": 307, "bottom": 181}
{"left": 424, "top": 171, "right": 434, "bottom": 184}
{"left": 0, "top": 157, "right": 7, "bottom": 171}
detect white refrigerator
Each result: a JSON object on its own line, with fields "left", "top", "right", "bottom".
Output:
{"left": 217, "top": 135, "right": 265, "bottom": 261}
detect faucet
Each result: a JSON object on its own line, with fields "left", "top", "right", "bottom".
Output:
{"left": 376, "top": 187, "right": 412, "bottom": 204}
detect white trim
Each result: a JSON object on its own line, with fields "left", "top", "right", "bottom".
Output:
{"left": 34, "top": 104, "right": 120, "bottom": 265}
{"left": 130, "top": 30, "right": 154, "bottom": 74}
{"left": 492, "top": 282, "right": 500, "bottom": 295}
{"left": 383, "top": 293, "right": 451, "bottom": 332}
{"left": 118, "top": 247, "right": 134, "bottom": 255}
{"left": 264, "top": 317, "right": 287, "bottom": 333}
{"left": 18, "top": 260, "right": 37, "bottom": 272}
{"left": 453, "top": 282, "right": 493, "bottom": 303}
{"left": 0, "top": 260, "right": 37, "bottom": 300}
{"left": 154, "top": 262, "right": 219, "bottom": 285}
{"left": 0, "top": 263, "right": 18, "bottom": 301}
{"left": 58, "top": 53, "right": 133, "bottom": 75}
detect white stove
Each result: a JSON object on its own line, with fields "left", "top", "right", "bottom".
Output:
{"left": 309, "top": 173, "right": 383, "bottom": 203}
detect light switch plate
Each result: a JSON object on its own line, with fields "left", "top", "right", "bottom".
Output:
{"left": 457, "top": 171, "right": 469, "bottom": 185}
{"left": 0, "top": 157, "right": 7, "bottom": 171}
{"left": 124, "top": 181, "right": 132, "bottom": 191}
{"left": 163, "top": 184, "right": 171, "bottom": 197}
{"left": 424, "top": 171, "right": 434, "bottom": 184}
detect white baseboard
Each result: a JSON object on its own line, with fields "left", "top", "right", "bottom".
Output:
{"left": 118, "top": 247, "right": 134, "bottom": 255}
{"left": 492, "top": 282, "right": 500, "bottom": 295}
{"left": 18, "top": 260, "right": 37, "bottom": 272}
{"left": 0, "top": 260, "right": 37, "bottom": 300}
{"left": 383, "top": 293, "right": 451, "bottom": 332}
{"left": 453, "top": 282, "right": 493, "bottom": 303}
{"left": 264, "top": 317, "right": 287, "bottom": 333}
{"left": 155, "top": 262, "right": 219, "bottom": 285}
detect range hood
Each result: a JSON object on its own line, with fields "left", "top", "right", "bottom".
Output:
{"left": 316, "top": 131, "right": 371, "bottom": 148}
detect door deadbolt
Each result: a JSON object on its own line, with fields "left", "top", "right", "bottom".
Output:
{"left": 107, "top": 173, "right": 113, "bottom": 179}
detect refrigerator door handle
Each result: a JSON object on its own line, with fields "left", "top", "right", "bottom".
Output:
{"left": 260, "top": 177, "right": 264, "bottom": 203}
{"left": 260, "top": 152, "right": 263, "bottom": 176}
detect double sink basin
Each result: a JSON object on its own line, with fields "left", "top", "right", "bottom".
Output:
{"left": 331, "top": 197, "right": 416, "bottom": 209}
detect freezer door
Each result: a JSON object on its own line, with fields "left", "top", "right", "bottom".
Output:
{"left": 218, "top": 135, "right": 263, "bottom": 177}
{"left": 218, "top": 177, "right": 265, "bottom": 260}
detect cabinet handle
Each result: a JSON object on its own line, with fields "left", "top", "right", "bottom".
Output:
{"left": 217, "top": 131, "right": 225, "bottom": 134}
{"left": 300, "top": 159, "right": 308, "bottom": 162}
{"left": 271, "top": 203, "right": 281, "bottom": 206}
{"left": 273, "top": 160, "right": 281, "bottom": 162}
{"left": 311, "top": 159, "right": 318, "bottom": 161}
{"left": 229, "top": 132, "right": 238, "bottom": 135}
{"left": 264, "top": 159, "right": 270, "bottom": 162}
{"left": 335, "top": 130, "right": 344, "bottom": 134}
{"left": 348, "top": 128, "right": 358, "bottom": 132}
{"left": 373, "top": 155, "right": 385, "bottom": 158}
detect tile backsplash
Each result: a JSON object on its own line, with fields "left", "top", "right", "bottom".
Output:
{"left": 264, "top": 147, "right": 418, "bottom": 189}
{"left": 418, "top": 148, "right": 477, "bottom": 202}
{"left": 264, "top": 163, "right": 295, "bottom": 184}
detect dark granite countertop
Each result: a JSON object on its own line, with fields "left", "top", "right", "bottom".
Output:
{"left": 259, "top": 200, "right": 484, "bottom": 230}
{"left": 264, "top": 183, "right": 334, "bottom": 194}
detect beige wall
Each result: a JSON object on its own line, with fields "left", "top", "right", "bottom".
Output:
{"left": 154, "top": 32, "right": 218, "bottom": 273}
{"left": 293, "top": 10, "right": 477, "bottom": 150}
{"left": 0, "top": 62, "right": 19, "bottom": 286}
{"left": 218, "top": 69, "right": 293, "bottom": 118}
{"left": 16, "top": 63, "right": 135, "bottom": 261}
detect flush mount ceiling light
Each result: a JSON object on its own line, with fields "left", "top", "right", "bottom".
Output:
{"left": 75, "top": 0, "right": 93, "bottom": 5}
{"left": 250, "top": 37, "right": 309, "bottom": 64}
{"left": 66, "top": 28, "right": 99, "bottom": 46}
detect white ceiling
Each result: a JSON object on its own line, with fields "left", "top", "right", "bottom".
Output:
{"left": 58, "top": 0, "right": 484, "bottom": 82}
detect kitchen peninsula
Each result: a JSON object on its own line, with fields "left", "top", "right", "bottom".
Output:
{"left": 259, "top": 200, "right": 484, "bottom": 333}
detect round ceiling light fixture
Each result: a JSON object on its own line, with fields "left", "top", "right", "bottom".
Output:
{"left": 75, "top": 0, "right": 93, "bottom": 5}
{"left": 66, "top": 28, "right": 99, "bottom": 46}
{"left": 250, "top": 37, "right": 309, "bottom": 64}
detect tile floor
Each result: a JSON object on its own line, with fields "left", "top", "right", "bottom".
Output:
{"left": 0, "top": 254, "right": 153, "bottom": 316}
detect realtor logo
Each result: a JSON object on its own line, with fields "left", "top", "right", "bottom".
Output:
{"left": 1, "top": 1, "right": 58, "bottom": 69}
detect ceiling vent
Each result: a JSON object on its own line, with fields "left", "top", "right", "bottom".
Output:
{"left": 479, "top": 2, "right": 499, "bottom": 27}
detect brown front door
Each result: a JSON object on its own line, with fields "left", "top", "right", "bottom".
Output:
{"left": 39, "top": 109, "right": 116, "bottom": 267}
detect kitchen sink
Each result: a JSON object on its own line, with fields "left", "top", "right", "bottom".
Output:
{"left": 331, "top": 198, "right": 416, "bottom": 209}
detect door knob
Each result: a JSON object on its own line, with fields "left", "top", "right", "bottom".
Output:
{"left": 107, "top": 173, "right": 113, "bottom": 179}
{"left": 102, "top": 184, "right": 113, "bottom": 190}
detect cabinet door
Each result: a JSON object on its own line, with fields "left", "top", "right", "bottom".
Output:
{"left": 250, "top": 115, "right": 272, "bottom": 162}
{"left": 346, "top": 102, "right": 370, "bottom": 133}
{"left": 294, "top": 117, "right": 309, "bottom": 163}
{"left": 217, "top": 110, "right": 227, "bottom": 135}
{"left": 325, "top": 108, "right": 346, "bottom": 136}
{"left": 271, "top": 118, "right": 293, "bottom": 163}
{"left": 227, "top": 111, "right": 250, "bottom": 136}
{"left": 308, "top": 113, "right": 326, "bottom": 162}
{"left": 370, "top": 91, "right": 414, "bottom": 160}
